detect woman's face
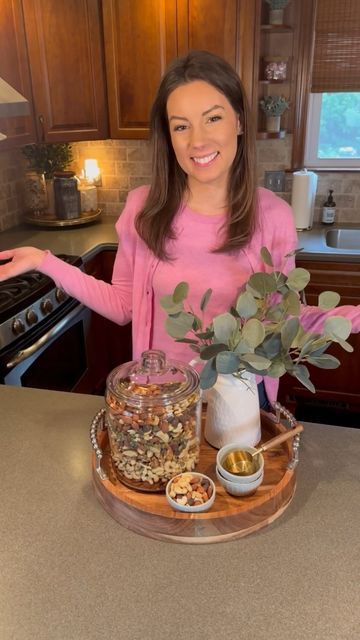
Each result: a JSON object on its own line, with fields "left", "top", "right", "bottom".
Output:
{"left": 166, "top": 80, "right": 241, "bottom": 191}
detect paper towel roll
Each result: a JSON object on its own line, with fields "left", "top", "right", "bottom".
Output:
{"left": 291, "top": 169, "right": 318, "bottom": 230}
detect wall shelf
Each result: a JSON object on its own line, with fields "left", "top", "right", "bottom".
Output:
{"left": 257, "top": 130, "right": 286, "bottom": 140}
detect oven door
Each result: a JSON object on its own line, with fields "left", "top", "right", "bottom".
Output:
{"left": 2, "top": 303, "right": 91, "bottom": 392}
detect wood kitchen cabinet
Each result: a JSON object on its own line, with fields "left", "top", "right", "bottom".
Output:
{"left": 278, "top": 259, "right": 360, "bottom": 426}
{"left": 0, "top": 0, "right": 37, "bottom": 149}
{"left": 102, "top": 0, "right": 257, "bottom": 138}
{"left": 82, "top": 250, "right": 132, "bottom": 395}
{"left": 14, "top": 0, "right": 108, "bottom": 145}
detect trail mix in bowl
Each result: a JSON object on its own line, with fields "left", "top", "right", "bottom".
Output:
{"left": 106, "top": 383, "right": 201, "bottom": 490}
{"left": 168, "top": 473, "right": 213, "bottom": 507}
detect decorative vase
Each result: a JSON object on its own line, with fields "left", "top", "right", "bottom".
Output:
{"left": 23, "top": 171, "right": 47, "bottom": 214}
{"left": 269, "top": 9, "right": 284, "bottom": 25}
{"left": 204, "top": 373, "right": 261, "bottom": 450}
{"left": 266, "top": 115, "right": 281, "bottom": 133}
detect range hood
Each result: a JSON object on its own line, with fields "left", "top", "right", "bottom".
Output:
{"left": 0, "top": 76, "right": 30, "bottom": 118}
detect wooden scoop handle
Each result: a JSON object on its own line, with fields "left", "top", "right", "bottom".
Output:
{"left": 256, "top": 424, "right": 304, "bottom": 455}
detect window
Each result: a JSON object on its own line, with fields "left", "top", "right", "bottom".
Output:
{"left": 304, "top": 92, "right": 360, "bottom": 169}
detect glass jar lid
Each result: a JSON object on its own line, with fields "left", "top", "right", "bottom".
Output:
{"left": 106, "top": 349, "right": 199, "bottom": 408}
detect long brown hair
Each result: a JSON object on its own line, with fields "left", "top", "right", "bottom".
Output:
{"left": 135, "top": 50, "right": 257, "bottom": 259}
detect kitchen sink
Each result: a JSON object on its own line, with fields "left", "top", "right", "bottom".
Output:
{"left": 325, "top": 228, "right": 360, "bottom": 250}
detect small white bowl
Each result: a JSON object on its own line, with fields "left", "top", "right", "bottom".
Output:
{"left": 216, "top": 466, "right": 264, "bottom": 497}
{"left": 216, "top": 443, "right": 264, "bottom": 484}
{"left": 166, "top": 472, "right": 216, "bottom": 513}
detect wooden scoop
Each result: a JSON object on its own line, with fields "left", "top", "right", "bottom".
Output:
{"left": 223, "top": 425, "right": 304, "bottom": 476}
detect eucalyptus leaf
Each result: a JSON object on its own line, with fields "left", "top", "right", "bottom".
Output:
{"left": 240, "top": 353, "right": 272, "bottom": 370}
{"left": 195, "top": 330, "right": 214, "bottom": 340}
{"left": 192, "top": 315, "right": 202, "bottom": 331}
{"left": 165, "top": 312, "right": 194, "bottom": 339}
{"left": 286, "top": 268, "right": 310, "bottom": 292}
{"left": 199, "top": 358, "right": 218, "bottom": 390}
{"left": 324, "top": 316, "right": 352, "bottom": 341}
{"left": 160, "top": 294, "right": 183, "bottom": 315}
{"left": 281, "top": 317, "right": 300, "bottom": 351}
{"left": 173, "top": 282, "right": 189, "bottom": 304}
{"left": 256, "top": 333, "right": 282, "bottom": 360}
{"left": 335, "top": 338, "right": 354, "bottom": 353}
{"left": 234, "top": 339, "right": 254, "bottom": 355}
{"left": 283, "top": 289, "right": 301, "bottom": 316}
{"left": 318, "top": 291, "right": 341, "bottom": 310}
{"left": 306, "top": 354, "right": 340, "bottom": 369}
{"left": 291, "top": 364, "right": 315, "bottom": 393}
{"left": 235, "top": 290, "right": 258, "bottom": 318}
{"left": 265, "top": 303, "right": 283, "bottom": 322}
{"left": 200, "top": 288, "right": 212, "bottom": 311}
{"left": 242, "top": 318, "right": 265, "bottom": 348}
{"left": 260, "top": 246, "right": 273, "bottom": 267}
{"left": 266, "top": 361, "right": 286, "bottom": 378}
{"left": 200, "top": 343, "right": 228, "bottom": 360}
{"left": 216, "top": 351, "right": 240, "bottom": 374}
{"left": 213, "top": 313, "right": 238, "bottom": 343}
{"left": 174, "top": 338, "right": 199, "bottom": 344}
{"left": 248, "top": 272, "right": 277, "bottom": 296}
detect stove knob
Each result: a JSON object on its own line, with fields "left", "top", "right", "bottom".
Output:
{"left": 55, "top": 288, "right": 67, "bottom": 303}
{"left": 26, "top": 309, "right": 38, "bottom": 326}
{"left": 41, "top": 298, "right": 53, "bottom": 315}
{"left": 12, "top": 318, "right": 26, "bottom": 336}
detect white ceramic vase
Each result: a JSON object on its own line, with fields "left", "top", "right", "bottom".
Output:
{"left": 204, "top": 372, "right": 261, "bottom": 450}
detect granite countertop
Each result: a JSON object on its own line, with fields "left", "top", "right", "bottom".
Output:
{"left": 1, "top": 385, "right": 359, "bottom": 640}
{"left": 0, "top": 216, "right": 360, "bottom": 262}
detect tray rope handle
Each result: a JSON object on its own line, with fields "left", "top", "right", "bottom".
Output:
{"left": 272, "top": 402, "right": 302, "bottom": 470}
{"left": 89, "top": 408, "right": 108, "bottom": 480}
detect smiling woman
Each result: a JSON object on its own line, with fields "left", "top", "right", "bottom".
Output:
{"left": 0, "top": 50, "right": 360, "bottom": 412}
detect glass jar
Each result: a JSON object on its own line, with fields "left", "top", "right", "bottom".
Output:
{"left": 105, "top": 350, "right": 202, "bottom": 492}
{"left": 23, "top": 171, "right": 47, "bottom": 214}
{"left": 53, "top": 171, "right": 81, "bottom": 219}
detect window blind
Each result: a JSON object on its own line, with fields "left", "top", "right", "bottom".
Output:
{"left": 311, "top": 0, "right": 360, "bottom": 92}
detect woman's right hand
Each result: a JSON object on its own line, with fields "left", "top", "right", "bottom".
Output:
{"left": 0, "top": 247, "right": 47, "bottom": 281}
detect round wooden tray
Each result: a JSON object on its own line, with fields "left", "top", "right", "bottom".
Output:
{"left": 91, "top": 410, "right": 300, "bottom": 544}
{"left": 24, "top": 208, "right": 101, "bottom": 227}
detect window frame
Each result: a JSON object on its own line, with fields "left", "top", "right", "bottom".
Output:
{"left": 304, "top": 93, "right": 360, "bottom": 169}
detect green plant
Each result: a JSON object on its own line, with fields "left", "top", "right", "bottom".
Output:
{"left": 260, "top": 95, "right": 289, "bottom": 117}
{"left": 22, "top": 143, "right": 73, "bottom": 179}
{"left": 265, "top": 0, "right": 290, "bottom": 9}
{"left": 160, "top": 247, "right": 353, "bottom": 392}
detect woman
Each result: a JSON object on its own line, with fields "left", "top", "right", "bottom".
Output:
{"left": 0, "top": 50, "right": 359, "bottom": 406}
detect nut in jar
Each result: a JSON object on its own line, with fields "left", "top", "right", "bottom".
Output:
{"left": 105, "top": 350, "right": 202, "bottom": 492}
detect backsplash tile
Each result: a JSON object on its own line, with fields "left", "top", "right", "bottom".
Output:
{"left": 0, "top": 136, "right": 359, "bottom": 232}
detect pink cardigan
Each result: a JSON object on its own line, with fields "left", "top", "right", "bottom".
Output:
{"left": 39, "top": 185, "right": 360, "bottom": 404}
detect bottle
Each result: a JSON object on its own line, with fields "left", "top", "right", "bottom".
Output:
{"left": 321, "top": 189, "right": 336, "bottom": 225}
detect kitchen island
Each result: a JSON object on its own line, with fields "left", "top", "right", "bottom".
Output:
{"left": 1, "top": 385, "right": 359, "bottom": 640}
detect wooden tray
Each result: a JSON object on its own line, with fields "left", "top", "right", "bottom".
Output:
{"left": 91, "top": 410, "right": 300, "bottom": 544}
{"left": 24, "top": 208, "right": 101, "bottom": 227}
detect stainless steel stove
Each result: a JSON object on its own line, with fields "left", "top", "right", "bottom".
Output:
{"left": 0, "top": 254, "right": 91, "bottom": 391}
{"left": 0, "top": 255, "right": 82, "bottom": 350}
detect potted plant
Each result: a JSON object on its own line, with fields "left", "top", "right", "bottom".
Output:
{"left": 22, "top": 143, "right": 73, "bottom": 213}
{"left": 259, "top": 95, "right": 289, "bottom": 133}
{"left": 265, "top": 0, "right": 291, "bottom": 25}
{"left": 160, "top": 247, "right": 353, "bottom": 448}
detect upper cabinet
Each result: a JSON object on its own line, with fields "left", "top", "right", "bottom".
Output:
{"left": 103, "top": 0, "right": 257, "bottom": 139}
{"left": 22, "top": 0, "right": 108, "bottom": 143}
{"left": 0, "top": 0, "right": 37, "bottom": 149}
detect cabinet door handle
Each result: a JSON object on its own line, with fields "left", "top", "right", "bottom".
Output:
{"left": 38, "top": 114, "right": 45, "bottom": 141}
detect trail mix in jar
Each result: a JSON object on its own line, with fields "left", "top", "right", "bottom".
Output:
{"left": 106, "top": 382, "right": 201, "bottom": 490}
